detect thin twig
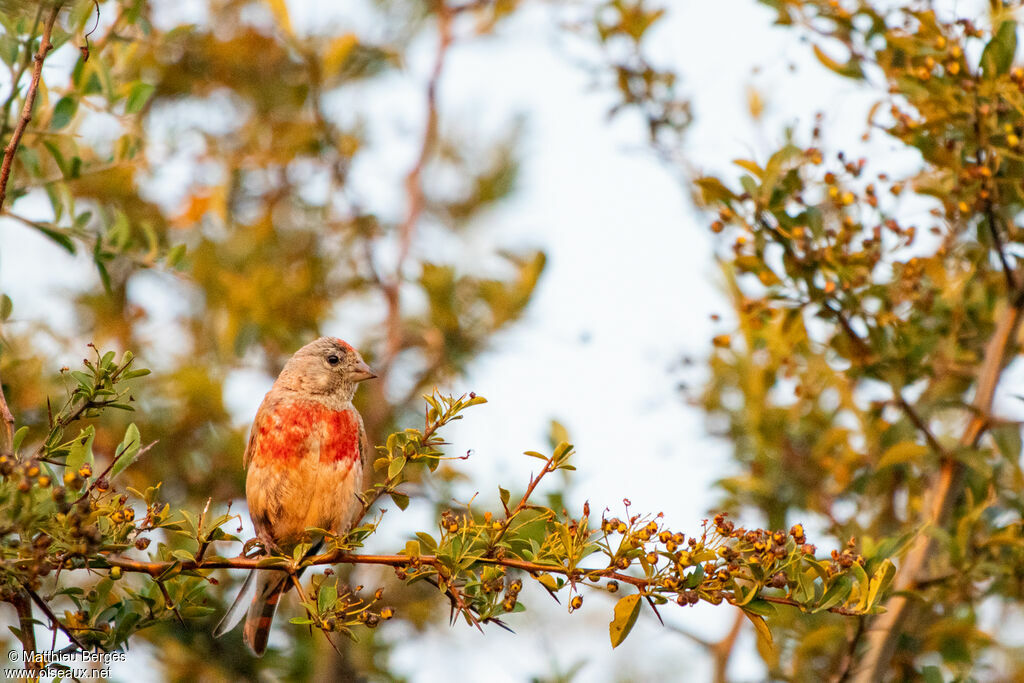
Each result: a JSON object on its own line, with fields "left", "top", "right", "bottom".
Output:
{"left": 834, "top": 616, "right": 866, "bottom": 683}
{"left": 24, "top": 585, "right": 87, "bottom": 652}
{"left": 0, "top": 2, "right": 63, "bottom": 213}
{"left": 72, "top": 440, "right": 157, "bottom": 505}
{"left": 155, "top": 581, "right": 184, "bottom": 626}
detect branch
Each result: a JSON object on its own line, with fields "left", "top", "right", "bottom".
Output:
{"left": 379, "top": 3, "right": 453, "bottom": 380}
{"left": 11, "top": 592, "right": 36, "bottom": 666}
{"left": 853, "top": 296, "right": 1024, "bottom": 681}
{"left": 95, "top": 549, "right": 862, "bottom": 618}
{"left": 0, "top": 368, "right": 14, "bottom": 454}
{"left": 0, "top": 2, "right": 62, "bottom": 213}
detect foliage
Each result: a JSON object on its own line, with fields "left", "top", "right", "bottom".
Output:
{"left": 693, "top": 1, "right": 1024, "bottom": 680}
{"left": 0, "top": 353, "right": 879, "bottom": 678}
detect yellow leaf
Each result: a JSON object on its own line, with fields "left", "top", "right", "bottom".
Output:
{"left": 877, "top": 441, "right": 929, "bottom": 469}
{"left": 267, "top": 0, "right": 293, "bottom": 36}
{"left": 323, "top": 33, "right": 358, "bottom": 75}
{"left": 742, "top": 609, "right": 774, "bottom": 655}
{"left": 609, "top": 594, "right": 642, "bottom": 648}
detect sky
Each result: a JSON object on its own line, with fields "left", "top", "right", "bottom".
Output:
{"left": 3, "top": 0, "right": 1010, "bottom": 680}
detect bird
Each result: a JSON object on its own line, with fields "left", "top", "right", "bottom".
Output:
{"left": 213, "top": 337, "right": 376, "bottom": 655}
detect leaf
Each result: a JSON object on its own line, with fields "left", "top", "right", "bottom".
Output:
{"left": 318, "top": 582, "right": 337, "bottom": 614}
{"left": 125, "top": 82, "right": 155, "bottom": 114}
{"left": 695, "top": 176, "right": 736, "bottom": 204}
{"left": 65, "top": 426, "right": 95, "bottom": 473}
{"left": 387, "top": 455, "right": 406, "bottom": 480}
{"left": 743, "top": 610, "right": 775, "bottom": 657}
{"left": 981, "top": 20, "right": 1017, "bottom": 78}
{"left": 33, "top": 224, "right": 75, "bottom": 253}
{"left": 865, "top": 559, "right": 896, "bottom": 609}
{"left": 733, "top": 158, "right": 764, "bottom": 178}
{"left": 389, "top": 491, "right": 409, "bottom": 510}
{"left": 50, "top": 96, "right": 78, "bottom": 130}
{"left": 323, "top": 33, "right": 358, "bottom": 75}
{"left": 523, "top": 450, "right": 548, "bottom": 460}
{"left": 991, "top": 423, "right": 1022, "bottom": 461}
{"left": 608, "top": 594, "right": 641, "bottom": 648}
{"left": 499, "top": 487, "right": 510, "bottom": 507}
{"left": 0, "top": 294, "right": 10, "bottom": 321}
{"left": 110, "top": 423, "right": 142, "bottom": 479}
{"left": 812, "top": 43, "right": 864, "bottom": 79}
{"left": 813, "top": 574, "right": 852, "bottom": 613}
{"left": 266, "top": 0, "right": 293, "bottom": 36}
{"left": 415, "top": 532, "right": 437, "bottom": 552}
{"left": 11, "top": 425, "right": 27, "bottom": 452}
{"left": 877, "top": 441, "right": 928, "bottom": 469}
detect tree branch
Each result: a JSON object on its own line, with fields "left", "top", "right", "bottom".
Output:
{"left": 92, "top": 549, "right": 862, "bottom": 618}
{"left": 10, "top": 592, "right": 37, "bottom": 672}
{"left": 0, "top": 2, "right": 62, "bottom": 213}
{"left": 378, "top": 2, "right": 452, "bottom": 381}
{"left": 853, "top": 296, "right": 1024, "bottom": 681}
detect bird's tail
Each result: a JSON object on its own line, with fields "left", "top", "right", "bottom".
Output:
{"left": 242, "top": 571, "right": 287, "bottom": 656}
{"left": 213, "top": 541, "right": 324, "bottom": 656}
{"left": 213, "top": 568, "right": 287, "bottom": 656}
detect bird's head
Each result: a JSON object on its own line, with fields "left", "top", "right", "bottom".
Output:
{"left": 279, "top": 337, "right": 376, "bottom": 402}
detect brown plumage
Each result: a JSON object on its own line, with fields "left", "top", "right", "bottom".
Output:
{"left": 214, "top": 337, "right": 375, "bottom": 655}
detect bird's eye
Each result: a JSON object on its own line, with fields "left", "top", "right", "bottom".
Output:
{"left": 327, "top": 354, "right": 341, "bottom": 366}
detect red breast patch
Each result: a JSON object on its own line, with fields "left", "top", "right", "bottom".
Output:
{"left": 254, "top": 401, "right": 360, "bottom": 465}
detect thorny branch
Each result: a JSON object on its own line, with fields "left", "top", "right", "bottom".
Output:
{"left": 96, "top": 550, "right": 866, "bottom": 618}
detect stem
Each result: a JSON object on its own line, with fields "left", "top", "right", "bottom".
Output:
{"left": 0, "top": 2, "right": 62, "bottom": 213}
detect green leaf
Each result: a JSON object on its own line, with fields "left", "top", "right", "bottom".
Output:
{"left": 608, "top": 594, "right": 642, "bottom": 648}
{"left": 110, "top": 423, "right": 142, "bottom": 479}
{"left": 11, "top": 425, "right": 28, "bottom": 452}
{"left": 415, "top": 532, "right": 437, "bottom": 552}
{"left": 389, "top": 491, "right": 410, "bottom": 510}
{"left": 388, "top": 455, "right": 406, "bottom": 480}
{"left": 991, "top": 423, "right": 1022, "bottom": 461}
{"left": 125, "top": 81, "right": 155, "bottom": 114}
{"left": 814, "top": 574, "right": 852, "bottom": 613}
{"left": 740, "top": 599, "right": 776, "bottom": 617}
{"left": 33, "top": 224, "right": 75, "bottom": 254}
{"left": 65, "top": 426, "right": 95, "bottom": 473}
{"left": 523, "top": 450, "right": 548, "bottom": 460}
{"left": 0, "top": 294, "right": 11, "bottom": 321}
{"left": 499, "top": 487, "right": 510, "bottom": 507}
{"left": 50, "top": 96, "right": 78, "bottom": 130}
{"left": 981, "top": 20, "right": 1017, "bottom": 78}
{"left": 318, "top": 582, "right": 337, "bottom": 614}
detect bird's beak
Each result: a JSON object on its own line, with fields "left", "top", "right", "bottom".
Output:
{"left": 351, "top": 359, "right": 377, "bottom": 382}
